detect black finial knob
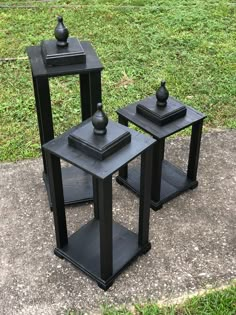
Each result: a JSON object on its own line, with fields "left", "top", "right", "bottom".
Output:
{"left": 156, "top": 80, "right": 169, "bottom": 107}
{"left": 54, "top": 16, "right": 69, "bottom": 47}
{"left": 92, "top": 103, "right": 108, "bottom": 135}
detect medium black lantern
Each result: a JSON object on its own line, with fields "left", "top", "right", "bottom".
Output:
{"left": 117, "top": 81, "right": 206, "bottom": 210}
{"left": 27, "top": 17, "right": 103, "bottom": 206}
{"left": 43, "top": 104, "right": 155, "bottom": 290}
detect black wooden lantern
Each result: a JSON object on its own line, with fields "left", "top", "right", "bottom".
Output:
{"left": 27, "top": 16, "right": 104, "bottom": 206}
{"left": 117, "top": 81, "right": 206, "bottom": 210}
{"left": 43, "top": 105, "right": 155, "bottom": 290}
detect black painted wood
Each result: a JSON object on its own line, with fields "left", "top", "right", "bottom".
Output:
{"left": 98, "top": 176, "right": 113, "bottom": 280}
{"left": 89, "top": 72, "right": 102, "bottom": 115}
{"left": 34, "top": 76, "right": 54, "bottom": 175}
{"left": 41, "top": 37, "right": 86, "bottom": 66}
{"left": 43, "top": 122, "right": 155, "bottom": 180}
{"left": 156, "top": 80, "right": 169, "bottom": 107}
{"left": 54, "top": 219, "right": 145, "bottom": 290}
{"left": 116, "top": 95, "right": 205, "bottom": 209}
{"left": 138, "top": 147, "right": 153, "bottom": 247}
{"left": 43, "top": 166, "right": 93, "bottom": 206}
{"left": 117, "top": 97, "right": 206, "bottom": 139}
{"left": 54, "top": 16, "right": 69, "bottom": 48}
{"left": 27, "top": 41, "right": 103, "bottom": 78}
{"left": 27, "top": 41, "right": 103, "bottom": 206}
{"left": 44, "top": 122, "right": 155, "bottom": 289}
{"left": 45, "top": 152, "right": 68, "bottom": 248}
{"left": 118, "top": 115, "right": 129, "bottom": 179}
{"left": 68, "top": 120, "right": 131, "bottom": 160}
{"left": 151, "top": 138, "right": 165, "bottom": 203}
{"left": 136, "top": 95, "right": 186, "bottom": 126}
{"left": 117, "top": 160, "right": 198, "bottom": 210}
{"left": 32, "top": 76, "right": 48, "bottom": 173}
{"left": 80, "top": 73, "right": 91, "bottom": 121}
{"left": 93, "top": 177, "right": 100, "bottom": 219}
{"left": 187, "top": 121, "right": 203, "bottom": 181}
{"left": 91, "top": 103, "right": 108, "bottom": 135}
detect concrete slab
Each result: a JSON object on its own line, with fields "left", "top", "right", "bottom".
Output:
{"left": 0, "top": 130, "right": 235, "bottom": 314}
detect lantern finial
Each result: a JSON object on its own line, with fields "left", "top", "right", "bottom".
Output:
{"left": 92, "top": 103, "right": 108, "bottom": 135}
{"left": 54, "top": 16, "right": 69, "bottom": 47}
{"left": 156, "top": 80, "right": 169, "bottom": 107}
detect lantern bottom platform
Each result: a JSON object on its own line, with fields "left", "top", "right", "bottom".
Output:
{"left": 54, "top": 218, "right": 151, "bottom": 290}
{"left": 116, "top": 160, "right": 198, "bottom": 211}
{"left": 43, "top": 166, "right": 93, "bottom": 207}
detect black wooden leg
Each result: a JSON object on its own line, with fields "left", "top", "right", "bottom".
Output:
{"left": 80, "top": 73, "right": 91, "bottom": 121}
{"left": 97, "top": 176, "right": 113, "bottom": 280}
{"left": 80, "top": 71, "right": 102, "bottom": 120}
{"left": 89, "top": 71, "right": 102, "bottom": 115}
{"left": 187, "top": 120, "right": 203, "bottom": 181}
{"left": 151, "top": 138, "right": 165, "bottom": 203}
{"left": 118, "top": 115, "right": 129, "bottom": 179}
{"left": 93, "top": 177, "right": 99, "bottom": 219}
{"left": 34, "top": 76, "right": 54, "bottom": 174}
{"left": 32, "top": 75, "right": 46, "bottom": 173}
{"left": 138, "top": 146, "right": 153, "bottom": 249}
{"left": 45, "top": 152, "right": 68, "bottom": 249}
{"left": 34, "top": 76, "right": 54, "bottom": 207}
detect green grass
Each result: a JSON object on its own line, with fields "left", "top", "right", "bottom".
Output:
{"left": 99, "top": 284, "right": 236, "bottom": 315}
{"left": 0, "top": 0, "right": 236, "bottom": 161}
{"left": 64, "top": 283, "right": 236, "bottom": 314}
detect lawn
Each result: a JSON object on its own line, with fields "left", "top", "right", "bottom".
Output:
{"left": 0, "top": 0, "right": 235, "bottom": 161}
{"left": 66, "top": 283, "right": 236, "bottom": 314}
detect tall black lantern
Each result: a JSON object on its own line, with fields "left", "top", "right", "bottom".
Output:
{"left": 117, "top": 81, "right": 206, "bottom": 210}
{"left": 27, "top": 17, "right": 103, "bottom": 206}
{"left": 43, "top": 104, "right": 155, "bottom": 290}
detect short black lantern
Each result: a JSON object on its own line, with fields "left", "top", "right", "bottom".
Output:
{"left": 27, "top": 17, "right": 104, "bottom": 206}
{"left": 117, "top": 81, "right": 206, "bottom": 210}
{"left": 43, "top": 105, "right": 155, "bottom": 290}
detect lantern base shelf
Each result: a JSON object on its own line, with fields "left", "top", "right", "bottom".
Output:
{"left": 54, "top": 219, "right": 151, "bottom": 290}
{"left": 116, "top": 160, "right": 198, "bottom": 211}
{"left": 43, "top": 165, "right": 93, "bottom": 207}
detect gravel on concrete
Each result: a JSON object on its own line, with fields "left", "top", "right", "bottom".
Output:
{"left": 0, "top": 130, "right": 235, "bottom": 314}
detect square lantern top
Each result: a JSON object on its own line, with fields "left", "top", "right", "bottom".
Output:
{"left": 68, "top": 120, "right": 131, "bottom": 161}
{"left": 43, "top": 119, "right": 155, "bottom": 179}
{"left": 27, "top": 41, "right": 103, "bottom": 78}
{"left": 117, "top": 95, "right": 206, "bottom": 139}
{"left": 41, "top": 37, "right": 86, "bottom": 66}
